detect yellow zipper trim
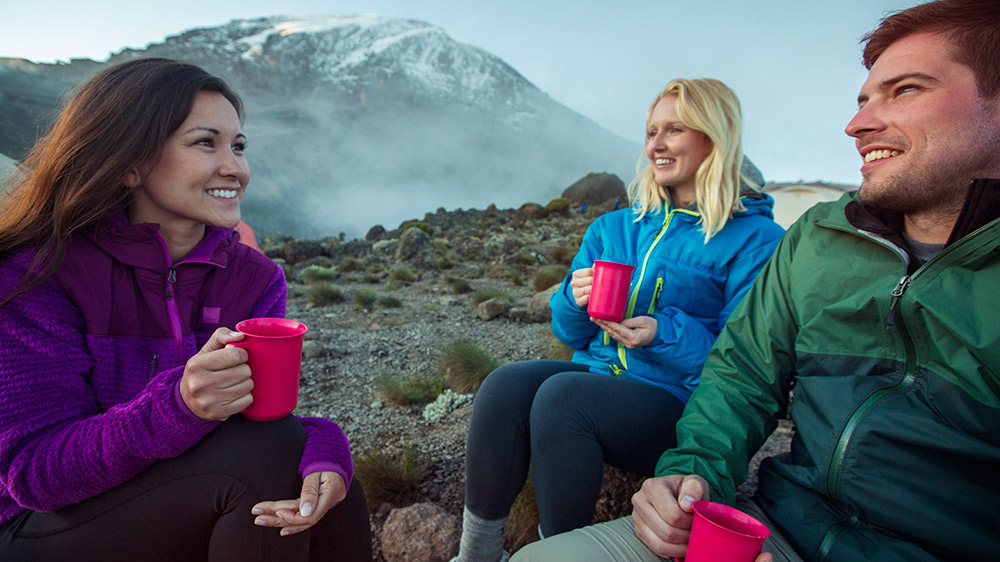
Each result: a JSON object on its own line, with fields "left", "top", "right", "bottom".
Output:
{"left": 647, "top": 278, "right": 664, "bottom": 314}
{"left": 616, "top": 206, "right": 699, "bottom": 369}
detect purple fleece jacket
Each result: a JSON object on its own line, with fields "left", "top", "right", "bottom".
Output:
{"left": 0, "top": 212, "right": 353, "bottom": 526}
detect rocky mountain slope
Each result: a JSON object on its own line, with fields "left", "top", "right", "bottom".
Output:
{"left": 0, "top": 15, "right": 640, "bottom": 239}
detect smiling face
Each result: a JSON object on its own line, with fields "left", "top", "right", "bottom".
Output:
{"left": 127, "top": 90, "right": 249, "bottom": 241}
{"left": 846, "top": 32, "right": 1000, "bottom": 217}
{"left": 645, "top": 95, "right": 713, "bottom": 205}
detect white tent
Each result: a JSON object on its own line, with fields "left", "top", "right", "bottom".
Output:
{"left": 766, "top": 184, "right": 853, "bottom": 229}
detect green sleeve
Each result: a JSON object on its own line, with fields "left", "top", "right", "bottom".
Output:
{"left": 654, "top": 219, "right": 802, "bottom": 504}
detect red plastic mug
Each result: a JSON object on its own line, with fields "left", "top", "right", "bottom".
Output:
{"left": 680, "top": 501, "right": 770, "bottom": 562}
{"left": 229, "top": 318, "right": 308, "bottom": 421}
{"left": 587, "top": 260, "right": 635, "bottom": 322}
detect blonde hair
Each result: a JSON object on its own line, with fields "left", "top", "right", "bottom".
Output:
{"left": 627, "top": 78, "right": 757, "bottom": 241}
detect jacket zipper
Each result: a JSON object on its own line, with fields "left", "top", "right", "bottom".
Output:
{"left": 148, "top": 353, "right": 159, "bottom": 381}
{"left": 616, "top": 208, "right": 696, "bottom": 370}
{"left": 818, "top": 277, "right": 918, "bottom": 561}
{"left": 647, "top": 278, "right": 664, "bottom": 314}
{"left": 165, "top": 266, "right": 185, "bottom": 361}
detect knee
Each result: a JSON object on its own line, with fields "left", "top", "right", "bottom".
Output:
{"left": 529, "top": 374, "right": 593, "bottom": 438}
{"left": 201, "top": 415, "right": 305, "bottom": 479}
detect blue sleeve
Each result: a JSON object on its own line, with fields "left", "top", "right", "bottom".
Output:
{"left": 549, "top": 219, "right": 605, "bottom": 349}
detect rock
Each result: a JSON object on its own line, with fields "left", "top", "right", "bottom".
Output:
{"left": 478, "top": 297, "right": 511, "bottom": 321}
{"left": 301, "top": 341, "right": 323, "bottom": 358}
{"left": 381, "top": 502, "right": 460, "bottom": 562}
{"left": 527, "top": 284, "right": 561, "bottom": 323}
{"left": 514, "top": 202, "right": 548, "bottom": 221}
{"left": 396, "top": 226, "right": 434, "bottom": 268}
{"left": 367, "top": 224, "right": 387, "bottom": 241}
{"left": 561, "top": 172, "right": 627, "bottom": 207}
{"left": 507, "top": 306, "right": 530, "bottom": 323}
{"left": 281, "top": 238, "right": 328, "bottom": 264}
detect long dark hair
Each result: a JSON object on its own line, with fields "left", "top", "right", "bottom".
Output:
{"left": 0, "top": 58, "right": 243, "bottom": 306}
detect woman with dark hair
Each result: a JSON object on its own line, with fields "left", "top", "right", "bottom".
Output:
{"left": 0, "top": 58, "right": 372, "bottom": 561}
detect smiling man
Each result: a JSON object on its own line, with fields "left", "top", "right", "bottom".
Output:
{"left": 510, "top": 1, "right": 1000, "bottom": 561}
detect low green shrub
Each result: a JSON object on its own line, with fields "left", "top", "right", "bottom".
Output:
{"left": 437, "top": 340, "right": 501, "bottom": 393}
{"left": 544, "top": 197, "right": 571, "bottom": 216}
{"left": 296, "top": 265, "right": 337, "bottom": 285}
{"left": 340, "top": 256, "right": 366, "bottom": 272}
{"left": 377, "top": 295, "right": 403, "bottom": 308}
{"left": 353, "top": 445, "right": 428, "bottom": 510}
{"left": 531, "top": 264, "right": 570, "bottom": 292}
{"left": 389, "top": 267, "right": 418, "bottom": 284}
{"left": 376, "top": 373, "right": 446, "bottom": 405}
{"left": 472, "top": 288, "right": 514, "bottom": 305}
{"left": 445, "top": 277, "right": 472, "bottom": 294}
{"left": 402, "top": 221, "right": 434, "bottom": 235}
{"left": 354, "top": 288, "right": 378, "bottom": 308}
{"left": 308, "top": 282, "right": 342, "bottom": 306}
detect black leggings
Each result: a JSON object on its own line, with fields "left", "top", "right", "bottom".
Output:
{"left": 0, "top": 416, "right": 372, "bottom": 562}
{"left": 464, "top": 360, "right": 686, "bottom": 537}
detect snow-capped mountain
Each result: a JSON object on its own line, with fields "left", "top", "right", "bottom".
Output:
{"left": 0, "top": 15, "right": 640, "bottom": 238}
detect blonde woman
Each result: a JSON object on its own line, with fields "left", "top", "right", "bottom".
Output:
{"left": 454, "top": 78, "right": 784, "bottom": 562}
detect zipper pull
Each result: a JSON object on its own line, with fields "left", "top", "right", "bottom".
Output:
{"left": 885, "top": 275, "right": 911, "bottom": 326}
{"left": 166, "top": 267, "right": 177, "bottom": 298}
{"left": 148, "top": 353, "right": 159, "bottom": 380}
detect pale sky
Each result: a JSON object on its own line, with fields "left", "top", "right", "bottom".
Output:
{"left": 0, "top": 0, "right": 922, "bottom": 185}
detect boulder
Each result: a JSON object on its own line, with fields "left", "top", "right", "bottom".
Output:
{"left": 561, "top": 172, "right": 627, "bottom": 207}
{"left": 280, "top": 238, "right": 328, "bottom": 265}
{"left": 514, "top": 202, "right": 548, "bottom": 222}
{"left": 381, "top": 502, "right": 461, "bottom": 562}
{"left": 478, "top": 297, "right": 511, "bottom": 321}
{"left": 527, "top": 284, "right": 561, "bottom": 323}
{"left": 366, "top": 224, "right": 387, "bottom": 241}
{"left": 396, "top": 226, "right": 434, "bottom": 269}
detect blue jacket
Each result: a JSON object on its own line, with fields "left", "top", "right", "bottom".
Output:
{"left": 549, "top": 193, "right": 784, "bottom": 402}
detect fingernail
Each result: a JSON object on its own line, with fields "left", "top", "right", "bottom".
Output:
{"left": 254, "top": 517, "right": 266, "bottom": 526}
{"left": 280, "top": 529, "right": 290, "bottom": 536}
{"left": 300, "top": 502, "right": 313, "bottom": 517}
{"left": 680, "top": 495, "right": 697, "bottom": 510}
{"left": 251, "top": 508, "right": 263, "bottom": 515}
{"left": 230, "top": 331, "right": 242, "bottom": 337}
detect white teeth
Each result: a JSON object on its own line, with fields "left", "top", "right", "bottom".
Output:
{"left": 864, "top": 149, "right": 900, "bottom": 163}
{"left": 655, "top": 158, "right": 675, "bottom": 165}
{"left": 207, "top": 189, "right": 238, "bottom": 199}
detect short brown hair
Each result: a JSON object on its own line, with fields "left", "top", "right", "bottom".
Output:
{"left": 862, "top": 0, "right": 1000, "bottom": 98}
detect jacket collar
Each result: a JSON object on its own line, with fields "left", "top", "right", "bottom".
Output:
{"left": 89, "top": 210, "right": 236, "bottom": 270}
{"left": 844, "top": 178, "right": 1000, "bottom": 247}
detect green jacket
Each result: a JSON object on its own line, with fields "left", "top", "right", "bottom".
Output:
{"left": 656, "top": 184, "right": 1000, "bottom": 561}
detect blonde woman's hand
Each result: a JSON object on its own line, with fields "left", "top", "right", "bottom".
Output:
{"left": 592, "top": 316, "right": 657, "bottom": 348}
{"left": 570, "top": 267, "right": 595, "bottom": 308}
{"left": 179, "top": 328, "right": 253, "bottom": 421}
{"left": 251, "top": 471, "right": 347, "bottom": 536}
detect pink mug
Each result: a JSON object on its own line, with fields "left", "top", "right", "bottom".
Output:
{"left": 680, "top": 501, "right": 771, "bottom": 562}
{"left": 229, "top": 318, "right": 308, "bottom": 421}
{"left": 587, "top": 260, "right": 635, "bottom": 322}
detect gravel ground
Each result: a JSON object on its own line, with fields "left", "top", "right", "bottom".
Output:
{"left": 282, "top": 261, "right": 792, "bottom": 561}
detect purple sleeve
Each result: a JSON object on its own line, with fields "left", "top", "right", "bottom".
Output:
{"left": 0, "top": 257, "right": 218, "bottom": 513}
{"left": 297, "top": 417, "right": 354, "bottom": 487}
{"left": 249, "top": 264, "right": 287, "bottom": 319}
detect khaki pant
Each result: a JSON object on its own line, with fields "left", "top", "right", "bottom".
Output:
{"left": 510, "top": 497, "right": 804, "bottom": 562}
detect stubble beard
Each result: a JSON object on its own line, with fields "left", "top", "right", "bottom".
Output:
{"left": 859, "top": 106, "right": 1000, "bottom": 216}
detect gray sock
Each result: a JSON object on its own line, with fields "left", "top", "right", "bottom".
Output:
{"left": 456, "top": 506, "right": 507, "bottom": 562}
